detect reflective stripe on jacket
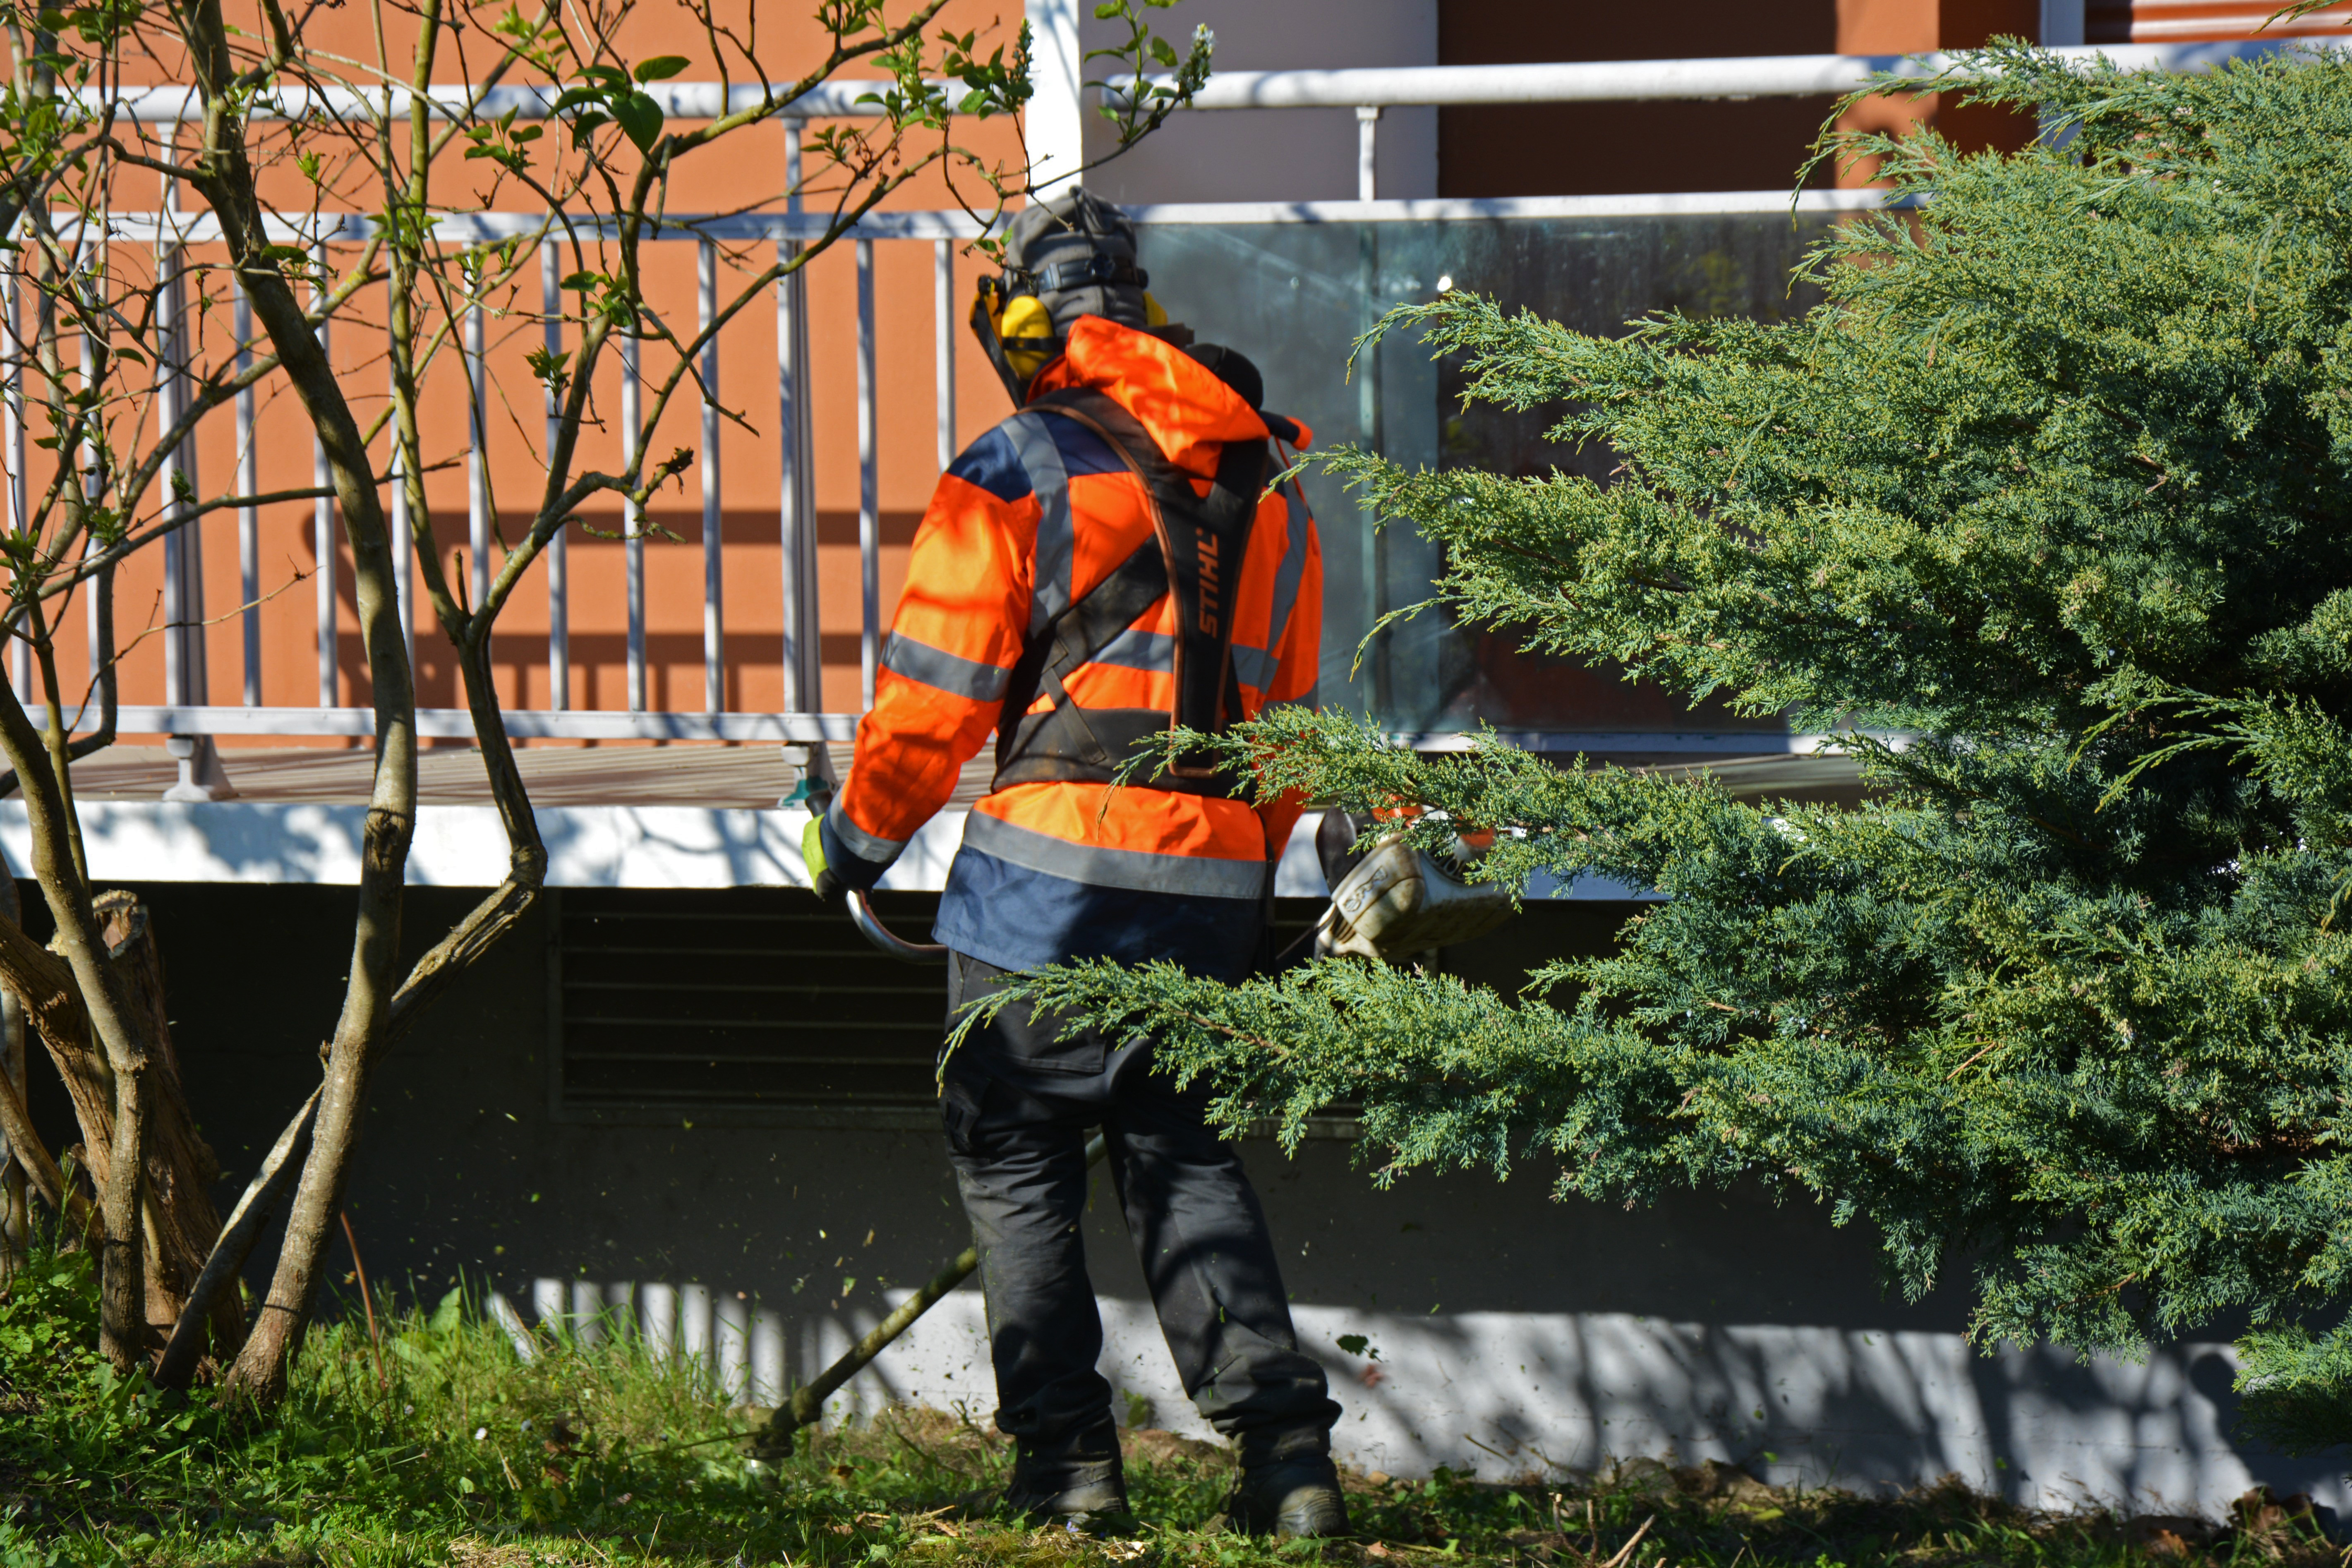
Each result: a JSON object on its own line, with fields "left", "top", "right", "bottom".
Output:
{"left": 828, "top": 314, "right": 1323, "bottom": 978}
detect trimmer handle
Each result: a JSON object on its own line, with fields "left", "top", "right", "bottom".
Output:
{"left": 799, "top": 752, "right": 949, "bottom": 967}
{"left": 849, "top": 888, "right": 948, "bottom": 966}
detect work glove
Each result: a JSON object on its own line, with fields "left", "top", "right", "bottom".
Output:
{"left": 803, "top": 804, "right": 899, "bottom": 910}
{"left": 801, "top": 814, "right": 851, "bottom": 909}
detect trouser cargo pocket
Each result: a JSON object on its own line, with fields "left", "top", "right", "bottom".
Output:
{"left": 947, "top": 949, "right": 1107, "bottom": 1074}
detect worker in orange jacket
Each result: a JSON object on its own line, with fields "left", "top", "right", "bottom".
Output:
{"left": 803, "top": 190, "right": 1345, "bottom": 1537}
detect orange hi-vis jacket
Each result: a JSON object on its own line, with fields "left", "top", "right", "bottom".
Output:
{"left": 822, "top": 315, "right": 1323, "bottom": 979}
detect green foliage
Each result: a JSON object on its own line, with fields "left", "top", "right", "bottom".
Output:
{"left": 551, "top": 63, "right": 673, "bottom": 154}
{"left": 977, "top": 45, "right": 2352, "bottom": 1446}
{"left": 0, "top": 1246, "right": 95, "bottom": 1369}
{"left": 2232, "top": 1323, "right": 2352, "bottom": 1455}
{"left": 0, "top": 1248, "right": 2308, "bottom": 1565}
{"left": 1086, "top": 0, "right": 1214, "bottom": 163}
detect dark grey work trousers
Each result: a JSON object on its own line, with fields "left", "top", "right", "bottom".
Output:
{"left": 940, "top": 952, "right": 1341, "bottom": 1479}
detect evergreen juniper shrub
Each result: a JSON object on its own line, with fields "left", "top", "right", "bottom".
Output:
{"left": 976, "top": 43, "right": 2352, "bottom": 1452}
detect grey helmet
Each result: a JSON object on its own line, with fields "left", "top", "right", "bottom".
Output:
{"left": 971, "top": 189, "right": 1151, "bottom": 403}
{"left": 999, "top": 188, "right": 1149, "bottom": 330}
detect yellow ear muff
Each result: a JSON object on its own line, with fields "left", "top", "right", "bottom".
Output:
{"left": 1144, "top": 292, "right": 1168, "bottom": 328}
{"left": 998, "top": 293, "right": 1058, "bottom": 383}
{"left": 999, "top": 293, "right": 1055, "bottom": 341}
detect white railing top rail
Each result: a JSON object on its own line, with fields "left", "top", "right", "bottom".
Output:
{"left": 60, "top": 38, "right": 2326, "bottom": 126}
{"left": 30, "top": 208, "right": 995, "bottom": 247}
{"left": 1132, "top": 40, "right": 2325, "bottom": 110}
{"left": 99, "top": 706, "right": 858, "bottom": 743}
{"left": 59, "top": 78, "right": 909, "bottom": 123}
{"left": 45, "top": 187, "right": 1917, "bottom": 249}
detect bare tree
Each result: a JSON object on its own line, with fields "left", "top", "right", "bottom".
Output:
{"left": 0, "top": 0, "right": 1208, "bottom": 1400}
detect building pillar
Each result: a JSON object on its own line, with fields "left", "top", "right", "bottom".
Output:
{"left": 2040, "top": 0, "right": 2087, "bottom": 46}
{"left": 1024, "top": 0, "right": 1086, "bottom": 194}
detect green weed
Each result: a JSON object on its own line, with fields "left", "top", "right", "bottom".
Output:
{"left": 0, "top": 1249, "right": 2334, "bottom": 1566}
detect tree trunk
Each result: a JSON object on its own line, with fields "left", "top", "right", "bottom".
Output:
{"left": 194, "top": 0, "right": 422, "bottom": 1395}
{"left": 0, "top": 855, "right": 25, "bottom": 1279}
{"left": 91, "top": 892, "right": 244, "bottom": 1358}
{"left": 29, "top": 946, "right": 113, "bottom": 1194}
{"left": 0, "top": 683, "right": 160, "bottom": 1370}
{"left": 15, "top": 892, "right": 242, "bottom": 1354}
{"left": 0, "top": 985, "right": 26, "bottom": 1279}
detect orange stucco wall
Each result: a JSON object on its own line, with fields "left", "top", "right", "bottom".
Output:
{"left": 20, "top": 0, "right": 1029, "bottom": 746}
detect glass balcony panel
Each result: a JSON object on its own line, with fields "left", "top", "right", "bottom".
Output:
{"left": 1138, "top": 212, "right": 1841, "bottom": 736}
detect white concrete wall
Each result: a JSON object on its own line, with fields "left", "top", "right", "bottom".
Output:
{"left": 1075, "top": 0, "right": 1438, "bottom": 204}
{"left": 842, "top": 1300, "right": 2280, "bottom": 1520}
{"left": 170, "top": 879, "right": 2333, "bottom": 1527}
{"left": 0, "top": 802, "right": 1652, "bottom": 899}
{"left": 501, "top": 1236, "right": 2336, "bottom": 1522}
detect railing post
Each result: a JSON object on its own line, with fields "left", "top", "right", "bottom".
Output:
{"left": 158, "top": 194, "right": 212, "bottom": 720}
{"left": 235, "top": 286, "right": 261, "bottom": 704}
{"left": 621, "top": 323, "right": 645, "bottom": 713}
{"left": 313, "top": 240, "right": 336, "bottom": 707}
{"left": 1357, "top": 219, "right": 1386, "bottom": 717}
{"left": 0, "top": 252, "right": 24, "bottom": 705}
{"left": 935, "top": 237, "right": 956, "bottom": 472}
{"left": 543, "top": 240, "right": 567, "bottom": 710}
{"left": 778, "top": 122, "right": 820, "bottom": 715}
{"left": 174, "top": 246, "right": 211, "bottom": 713}
{"left": 466, "top": 266, "right": 490, "bottom": 614}
{"left": 163, "top": 177, "right": 233, "bottom": 801}
{"left": 855, "top": 236, "right": 879, "bottom": 711}
{"left": 698, "top": 236, "right": 723, "bottom": 714}
{"left": 77, "top": 255, "right": 99, "bottom": 695}
{"left": 1356, "top": 105, "right": 1380, "bottom": 203}
{"left": 157, "top": 239, "right": 183, "bottom": 711}
{"left": 388, "top": 283, "right": 413, "bottom": 674}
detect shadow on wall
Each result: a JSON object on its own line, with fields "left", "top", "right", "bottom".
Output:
{"left": 472, "top": 1273, "right": 2330, "bottom": 1523}
{"left": 1266, "top": 1310, "right": 2266, "bottom": 1513}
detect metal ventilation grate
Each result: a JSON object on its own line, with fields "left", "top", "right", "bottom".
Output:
{"left": 549, "top": 887, "right": 1333, "bottom": 1127}
{"left": 551, "top": 887, "right": 951, "bottom": 1123}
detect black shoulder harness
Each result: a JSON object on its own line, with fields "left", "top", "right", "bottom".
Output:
{"left": 992, "top": 387, "right": 1270, "bottom": 799}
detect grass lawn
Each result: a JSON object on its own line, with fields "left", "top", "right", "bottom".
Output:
{"left": 0, "top": 1248, "right": 2338, "bottom": 1567}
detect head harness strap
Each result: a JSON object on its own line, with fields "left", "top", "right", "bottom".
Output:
{"left": 1002, "top": 254, "right": 1150, "bottom": 297}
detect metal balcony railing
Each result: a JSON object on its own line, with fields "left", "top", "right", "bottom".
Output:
{"left": 1129, "top": 40, "right": 2305, "bottom": 198}
{"left": 0, "top": 40, "right": 2314, "bottom": 762}
{"left": 48, "top": 201, "right": 983, "bottom": 746}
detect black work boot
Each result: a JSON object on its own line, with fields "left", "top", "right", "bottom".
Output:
{"left": 1000, "top": 1452, "right": 1134, "bottom": 1534}
{"left": 1228, "top": 1453, "right": 1350, "bottom": 1538}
